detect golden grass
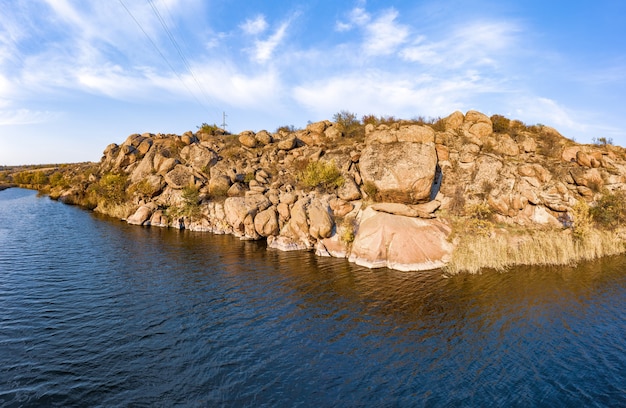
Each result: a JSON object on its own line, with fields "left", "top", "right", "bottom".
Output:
{"left": 445, "top": 229, "right": 626, "bottom": 274}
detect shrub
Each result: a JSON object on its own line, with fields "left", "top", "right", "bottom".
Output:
{"left": 128, "top": 179, "right": 154, "bottom": 198}
{"left": 339, "top": 217, "right": 356, "bottom": 244}
{"left": 463, "top": 201, "right": 494, "bottom": 236}
{"left": 362, "top": 181, "right": 379, "bottom": 201}
{"left": 361, "top": 114, "right": 379, "bottom": 126}
{"left": 297, "top": 160, "right": 344, "bottom": 190}
{"left": 333, "top": 110, "right": 363, "bottom": 138}
{"left": 48, "top": 172, "right": 68, "bottom": 188}
{"left": 430, "top": 117, "right": 446, "bottom": 132}
{"left": 243, "top": 172, "right": 256, "bottom": 184}
{"left": 490, "top": 114, "right": 511, "bottom": 133}
{"left": 181, "top": 184, "right": 201, "bottom": 218}
{"left": 276, "top": 125, "right": 297, "bottom": 133}
{"left": 590, "top": 190, "right": 626, "bottom": 230}
{"left": 571, "top": 200, "right": 593, "bottom": 240}
{"left": 592, "top": 137, "right": 613, "bottom": 146}
{"left": 538, "top": 128, "right": 562, "bottom": 158}
{"left": 91, "top": 173, "right": 128, "bottom": 205}
{"left": 197, "top": 123, "right": 220, "bottom": 134}
{"left": 13, "top": 171, "right": 34, "bottom": 185}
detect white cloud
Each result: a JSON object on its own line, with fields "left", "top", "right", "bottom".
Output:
{"left": 335, "top": 7, "right": 408, "bottom": 56}
{"left": 400, "top": 21, "right": 520, "bottom": 69}
{"left": 363, "top": 9, "right": 409, "bottom": 56}
{"left": 349, "top": 7, "right": 370, "bottom": 26}
{"left": 0, "top": 108, "right": 58, "bottom": 126}
{"left": 292, "top": 70, "right": 494, "bottom": 119}
{"left": 514, "top": 97, "right": 583, "bottom": 132}
{"left": 241, "top": 15, "right": 268, "bottom": 35}
{"left": 251, "top": 22, "right": 289, "bottom": 64}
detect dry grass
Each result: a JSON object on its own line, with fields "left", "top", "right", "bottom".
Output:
{"left": 446, "top": 228, "right": 626, "bottom": 274}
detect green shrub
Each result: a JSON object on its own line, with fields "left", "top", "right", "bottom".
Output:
{"left": 182, "top": 184, "right": 200, "bottom": 212}
{"left": 91, "top": 173, "right": 128, "bottom": 205}
{"left": 129, "top": 179, "right": 154, "bottom": 198}
{"left": 13, "top": 171, "right": 34, "bottom": 185}
{"left": 243, "top": 172, "right": 256, "bottom": 184}
{"left": 197, "top": 123, "right": 220, "bottom": 134}
{"left": 49, "top": 172, "right": 68, "bottom": 188}
{"left": 590, "top": 190, "right": 626, "bottom": 230}
{"left": 339, "top": 217, "right": 356, "bottom": 244}
{"left": 297, "top": 160, "right": 344, "bottom": 190}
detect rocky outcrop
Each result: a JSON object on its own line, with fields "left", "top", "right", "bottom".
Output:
{"left": 38, "top": 109, "right": 626, "bottom": 273}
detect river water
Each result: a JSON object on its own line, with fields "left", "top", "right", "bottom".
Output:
{"left": 1, "top": 188, "right": 625, "bottom": 407}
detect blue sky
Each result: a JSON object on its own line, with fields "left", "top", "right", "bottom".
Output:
{"left": 1, "top": 0, "right": 625, "bottom": 165}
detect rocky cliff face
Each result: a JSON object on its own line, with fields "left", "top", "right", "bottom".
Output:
{"left": 40, "top": 110, "right": 626, "bottom": 272}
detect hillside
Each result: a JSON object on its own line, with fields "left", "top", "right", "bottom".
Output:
{"left": 5, "top": 110, "right": 626, "bottom": 273}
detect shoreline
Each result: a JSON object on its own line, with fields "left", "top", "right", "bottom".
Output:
{"left": 4, "top": 110, "right": 626, "bottom": 274}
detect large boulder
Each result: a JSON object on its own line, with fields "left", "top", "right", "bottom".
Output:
{"left": 238, "top": 132, "right": 257, "bottom": 148}
{"left": 277, "top": 134, "right": 297, "bottom": 151}
{"left": 348, "top": 207, "right": 453, "bottom": 271}
{"left": 164, "top": 165, "right": 196, "bottom": 189}
{"left": 254, "top": 207, "right": 279, "bottom": 237}
{"left": 255, "top": 130, "right": 273, "bottom": 145}
{"left": 130, "top": 148, "right": 157, "bottom": 183}
{"left": 337, "top": 174, "right": 361, "bottom": 201}
{"left": 444, "top": 111, "right": 465, "bottom": 131}
{"left": 360, "top": 141, "right": 437, "bottom": 204}
{"left": 209, "top": 174, "right": 232, "bottom": 196}
{"left": 127, "top": 204, "right": 155, "bottom": 225}
{"left": 180, "top": 144, "right": 219, "bottom": 172}
{"left": 307, "top": 199, "right": 334, "bottom": 240}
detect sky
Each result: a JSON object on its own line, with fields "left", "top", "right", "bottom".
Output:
{"left": 1, "top": 0, "right": 625, "bottom": 165}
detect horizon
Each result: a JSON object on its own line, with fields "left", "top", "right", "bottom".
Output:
{"left": 1, "top": 0, "right": 625, "bottom": 165}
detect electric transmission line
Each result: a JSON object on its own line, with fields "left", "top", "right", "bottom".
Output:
{"left": 146, "top": 0, "right": 217, "bottom": 113}
{"left": 117, "top": 0, "right": 219, "bottom": 122}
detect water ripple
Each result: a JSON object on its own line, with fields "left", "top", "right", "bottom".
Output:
{"left": 1, "top": 189, "right": 626, "bottom": 406}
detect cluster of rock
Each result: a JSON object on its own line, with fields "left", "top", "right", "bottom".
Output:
{"left": 51, "top": 110, "right": 626, "bottom": 271}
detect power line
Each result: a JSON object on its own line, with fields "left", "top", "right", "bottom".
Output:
{"left": 146, "top": 0, "right": 219, "bottom": 119}
{"left": 117, "top": 0, "right": 213, "bottom": 117}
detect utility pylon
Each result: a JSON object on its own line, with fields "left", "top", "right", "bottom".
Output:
{"left": 221, "top": 112, "right": 228, "bottom": 132}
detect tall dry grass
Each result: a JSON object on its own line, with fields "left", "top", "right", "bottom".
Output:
{"left": 446, "top": 229, "right": 626, "bottom": 274}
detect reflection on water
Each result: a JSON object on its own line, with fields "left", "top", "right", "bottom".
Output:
{"left": 1, "top": 188, "right": 625, "bottom": 407}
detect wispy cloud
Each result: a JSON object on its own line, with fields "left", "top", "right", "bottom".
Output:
{"left": 240, "top": 15, "right": 268, "bottom": 35}
{"left": 363, "top": 9, "right": 409, "bottom": 56}
{"left": 400, "top": 21, "right": 521, "bottom": 69}
{"left": 0, "top": 108, "right": 58, "bottom": 126}
{"left": 336, "top": 7, "right": 409, "bottom": 56}
{"left": 250, "top": 21, "right": 290, "bottom": 64}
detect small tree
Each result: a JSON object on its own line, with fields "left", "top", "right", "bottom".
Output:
{"left": 333, "top": 110, "right": 363, "bottom": 138}
{"left": 181, "top": 184, "right": 201, "bottom": 218}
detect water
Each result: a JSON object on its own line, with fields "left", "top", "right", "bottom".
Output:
{"left": 1, "top": 188, "right": 625, "bottom": 407}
